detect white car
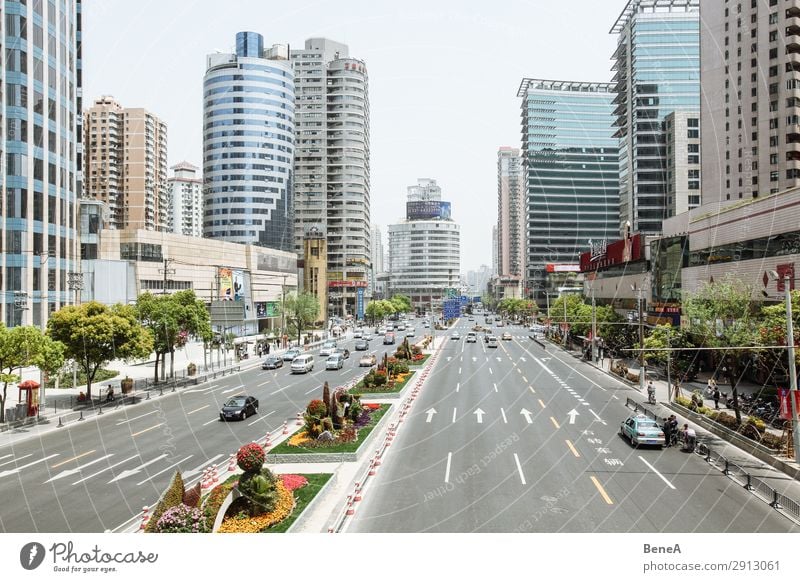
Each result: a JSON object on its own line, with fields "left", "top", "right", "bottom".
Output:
{"left": 406, "top": 329, "right": 415, "bottom": 337}
{"left": 451, "top": 331, "right": 461, "bottom": 340}
{"left": 320, "top": 340, "right": 337, "bottom": 356}
{"left": 353, "top": 329, "right": 363, "bottom": 339}
{"left": 466, "top": 332, "right": 477, "bottom": 343}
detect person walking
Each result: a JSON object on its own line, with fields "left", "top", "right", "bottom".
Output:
{"left": 713, "top": 386, "right": 721, "bottom": 410}
{"left": 265, "top": 342, "right": 270, "bottom": 355}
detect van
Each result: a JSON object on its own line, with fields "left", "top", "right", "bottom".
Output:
{"left": 383, "top": 332, "right": 396, "bottom": 345}
{"left": 291, "top": 354, "right": 314, "bottom": 374}
{"left": 487, "top": 336, "right": 498, "bottom": 348}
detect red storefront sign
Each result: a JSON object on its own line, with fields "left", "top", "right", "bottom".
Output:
{"left": 328, "top": 280, "right": 368, "bottom": 288}
{"left": 778, "top": 388, "right": 800, "bottom": 420}
{"left": 579, "top": 234, "right": 643, "bottom": 272}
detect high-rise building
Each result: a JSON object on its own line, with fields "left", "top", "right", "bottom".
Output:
{"left": 497, "top": 147, "right": 525, "bottom": 289}
{"left": 611, "top": 0, "right": 700, "bottom": 234}
{"left": 303, "top": 227, "right": 328, "bottom": 324}
{"left": 518, "top": 79, "right": 619, "bottom": 303}
{"left": 388, "top": 179, "right": 460, "bottom": 308}
{"left": 291, "top": 38, "right": 371, "bottom": 317}
{"left": 492, "top": 225, "right": 498, "bottom": 276}
{"left": 664, "top": 111, "right": 701, "bottom": 217}
{"left": 1, "top": 0, "right": 83, "bottom": 327}
{"left": 168, "top": 162, "right": 203, "bottom": 238}
{"left": 203, "top": 32, "right": 295, "bottom": 251}
{"left": 371, "top": 226, "right": 384, "bottom": 275}
{"left": 84, "top": 96, "right": 169, "bottom": 231}
{"left": 702, "top": 0, "right": 800, "bottom": 204}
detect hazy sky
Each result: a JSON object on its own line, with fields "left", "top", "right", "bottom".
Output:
{"left": 84, "top": 0, "right": 622, "bottom": 273}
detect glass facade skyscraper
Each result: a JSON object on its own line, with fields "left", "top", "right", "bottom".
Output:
{"left": 518, "top": 79, "right": 619, "bottom": 303}
{"left": 1, "top": 0, "right": 83, "bottom": 327}
{"left": 611, "top": 0, "right": 700, "bottom": 234}
{"left": 202, "top": 32, "right": 295, "bottom": 251}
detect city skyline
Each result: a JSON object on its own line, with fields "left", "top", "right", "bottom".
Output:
{"left": 82, "top": 0, "right": 621, "bottom": 273}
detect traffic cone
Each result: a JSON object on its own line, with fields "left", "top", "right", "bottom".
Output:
{"left": 353, "top": 483, "right": 362, "bottom": 502}
{"left": 282, "top": 421, "right": 289, "bottom": 435}
{"left": 296, "top": 412, "right": 303, "bottom": 426}
{"left": 138, "top": 506, "right": 150, "bottom": 531}
{"left": 345, "top": 496, "right": 355, "bottom": 516}
{"left": 228, "top": 455, "right": 237, "bottom": 472}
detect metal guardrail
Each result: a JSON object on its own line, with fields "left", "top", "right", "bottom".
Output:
{"left": 626, "top": 397, "right": 800, "bottom": 523}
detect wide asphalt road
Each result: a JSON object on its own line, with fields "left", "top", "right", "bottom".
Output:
{"left": 0, "top": 333, "right": 386, "bottom": 532}
{"left": 349, "top": 317, "right": 800, "bottom": 533}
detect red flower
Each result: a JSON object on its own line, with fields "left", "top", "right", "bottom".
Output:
{"left": 279, "top": 474, "right": 308, "bottom": 491}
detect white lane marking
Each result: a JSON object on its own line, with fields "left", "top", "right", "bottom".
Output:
{"left": 247, "top": 410, "right": 274, "bottom": 426}
{"left": 639, "top": 456, "right": 676, "bottom": 490}
{"left": 0, "top": 454, "right": 11, "bottom": 461}
{"left": 582, "top": 403, "right": 591, "bottom": 406}
{"left": 186, "top": 405, "right": 209, "bottom": 415}
{"left": 514, "top": 453, "right": 527, "bottom": 485}
{"left": 589, "top": 409, "right": 607, "bottom": 424}
{"left": 73, "top": 454, "right": 139, "bottom": 485}
{"left": 136, "top": 455, "right": 193, "bottom": 486}
{"left": 444, "top": 452, "right": 452, "bottom": 483}
{"left": 489, "top": 368, "right": 493, "bottom": 375}
{"left": 612, "top": 394, "right": 619, "bottom": 400}
{"left": 452, "top": 408, "right": 457, "bottom": 423}
{"left": 45, "top": 454, "right": 115, "bottom": 484}
{"left": 458, "top": 367, "right": 462, "bottom": 374}
{"left": 305, "top": 386, "right": 320, "bottom": 395}
{"left": 501, "top": 408, "right": 508, "bottom": 423}
{"left": 0, "top": 453, "right": 32, "bottom": 468}
{"left": 257, "top": 378, "right": 273, "bottom": 387}
{"left": 493, "top": 383, "right": 498, "bottom": 392}
{"left": 529, "top": 386, "right": 536, "bottom": 394}
{"left": 522, "top": 376, "right": 528, "bottom": 383}
{"left": 203, "top": 418, "right": 219, "bottom": 426}
{"left": 533, "top": 356, "right": 554, "bottom": 375}
{"left": 183, "top": 454, "right": 225, "bottom": 479}
{"left": 222, "top": 386, "right": 244, "bottom": 395}
{"left": 0, "top": 454, "right": 60, "bottom": 478}
{"left": 456, "top": 382, "right": 460, "bottom": 393}
{"left": 115, "top": 410, "right": 159, "bottom": 426}
{"left": 108, "top": 453, "right": 169, "bottom": 484}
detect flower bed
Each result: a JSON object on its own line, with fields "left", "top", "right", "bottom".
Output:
{"left": 409, "top": 353, "right": 430, "bottom": 366}
{"left": 263, "top": 474, "right": 332, "bottom": 533}
{"left": 267, "top": 404, "right": 390, "bottom": 455}
{"left": 352, "top": 371, "right": 414, "bottom": 394}
{"left": 218, "top": 481, "right": 295, "bottom": 533}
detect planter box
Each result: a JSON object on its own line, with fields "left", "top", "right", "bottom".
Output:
{"left": 120, "top": 378, "right": 134, "bottom": 394}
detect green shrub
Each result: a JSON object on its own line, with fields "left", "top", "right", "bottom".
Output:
{"left": 349, "top": 400, "right": 363, "bottom": 421}
{"left": 745, "top": 416, "right": 766, "bottom": 432}
{"left": 201, "top": 481, "right": 235, "bottom": 531}
{"left": 676, "top": 395, "right": 692, "bottom": 408}
{"left": 306, "top": 399, "right": 327, "bottom": 419}
{"left": 321, "top": 417, "right": 334, "bottom": 432}
{"left": 713, "top": 411, "right": 739, "bottom": 430}
{"left": 373, "top": 372, "right": 387, "bottom": 386}
{"left": 145, "top": 470, "right": 185, "bottom": 533}
{"left": 237, "top": 468, "right": 278, "bottom": 516}
{"left": 761, "top": 431, "right": 787, "bottom": 450}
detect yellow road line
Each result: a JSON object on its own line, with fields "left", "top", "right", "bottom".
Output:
{"left": 565, "top": 440, "right": 580, "bottom": 457}
{"left": 52, "top": 450, "right": 95, "bottom": 468}
{"left": 590, "top": 476, "right": 614, "bottom": 505}
{"left": 550, "top": 417, "right": 560, "bottom": 429}
{"left": 131, "top": 423, "right": 164, "bottom": 437}
{"left": 187, "top": 405, "right": 209, "bottom": 415}
{"left": 538, "top": 399, "right": 546, "bottom": 409}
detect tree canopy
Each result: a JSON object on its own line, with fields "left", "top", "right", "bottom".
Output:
{"left": 281, "top": 292, "right": 321, "bottom": 343}
{"left": 47, "top": 302, "right": 153, "bottom": 399}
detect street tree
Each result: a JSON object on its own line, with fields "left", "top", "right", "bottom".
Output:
{"left": 136, "top": 291, "right": 212, "bottom": 382}
{"left": 281, "top": 292, "right": 321, "bottom": 345}
{"left": 756, "top": 289, "right": 800, "bottom": 384}
{"left": 365, "top": 299, "right": 396, "bottom": 325}
{"left": 643, "top": 324, "right": 693, "bottom": 398}
{"left": 683, "top": 276, "right": 760, "bottom": 424}
{"left": 389, "top": 294, "right": 412, "bottom": 314}
{"left": 47, "top": 302, "right": 153, "bottom": 400}
{"left": 0, "top": 325, "right": 65, "bottom": 423}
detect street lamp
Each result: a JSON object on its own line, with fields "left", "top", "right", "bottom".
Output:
{"left": 768, "top": 270, "right": 800, "bottom": 463}
{"left": 631, "top": 284, "right": 645, "bottom": 393}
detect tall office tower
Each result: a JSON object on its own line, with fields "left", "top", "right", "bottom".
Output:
{"left": 371, "top": 225, "right": 384, "bottom": 274}
{"left": 497, "top": 147, "right": 525, "bottom": 282}
{"left": 84, "top": 96, "right": 169, "bottom": 231}
{"left": 611, "top": 0, "right": 700, "bottom": 233}
{"left": 168, "top": 162, "right": 203, "bottom": 237}
{"left": 491, "top": 225, "right": 498, "bottom": 276}
{"left": 203, "top": 32, "right": 295, "bottom": 250}
{"left": 518, "top": 79, "right": 619, "bottom": 303}
{"left": 665, "top": 111, "right": 701, "bottom": 217}
{"left": 702, "top": 0, "right": 800, "bottom": 203}
{"left": 388, "top": 179, "right": 460, "bottom": 308}
{"left": 1, "top": 0, "right": 83, "bottom": 327}
{"left": 291, "top": 38, "right": 371, "bottom": 317}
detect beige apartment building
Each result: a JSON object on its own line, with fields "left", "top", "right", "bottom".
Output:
{"left": 496, "top": 147, "right": 524, "bottom": 291}
{"left": 701, "top": 0, "right": 800, "bottom": 205}
{"left": 84, "top": 96, "right": 169, "bottom": 231}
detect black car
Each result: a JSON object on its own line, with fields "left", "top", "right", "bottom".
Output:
{"left": 354, "top": 339, "right": 369, "bottom": 351}
{"left": 219, "top": 395, "right": 259, "bottom": 421}
{"left": 261, "top": 355, "right": 283, "bottom": 370}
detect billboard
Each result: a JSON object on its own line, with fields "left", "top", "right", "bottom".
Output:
{"left": 357, "top": 288, "right": 365, "bottom": 320}
{"left": 218, "top": 268, "right": 233, "bottom": 301}
{"left": 255, "top": 301, "right": 279, "bottom": 318}
{"left": 580, "top": 234, "right": 643, "bottom": 272}
{"left": 406, "top": 200, "right": 452, "bottom": 221}
{"left": 233, "top": 270, "right": 244, "bottom": 301}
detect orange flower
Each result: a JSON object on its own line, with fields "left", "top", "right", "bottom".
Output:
{"left": 217, "top": 481, "right": 295, "bottom": 533}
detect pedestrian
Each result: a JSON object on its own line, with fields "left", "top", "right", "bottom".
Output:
{"left": 707, "top": 377, "right": 714, "bottom": 398}
{"left": 662, "top": 417, "right": 673, "bottom": 447}
{"left": 713, "top": 386, "right": 720, "bottom": 409}
{"left": 265, "top": 342, "right": 270, "bottom": 355}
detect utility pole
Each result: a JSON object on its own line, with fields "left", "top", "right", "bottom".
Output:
{"left": 159, "top": 258, "right": 175, "bottom": 295}
{"left": 783, "top": 273, "right": 800, "bottom": 463}
{"left": 591, "top": 284, "right": 597, "bottom": 363}
{"left": 281, "top": 274, "right": 287, "bottom": 342}
{"left": 638, "top": 288, "right": 645, "bottom": 393}
{"left": 562, "top": 292, "right": 568, "bottom": 347}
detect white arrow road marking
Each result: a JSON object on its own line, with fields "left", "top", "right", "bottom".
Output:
{"left": 108, "top": 453, "right": 168, "bottom": 484}
{"left": 493, "top": 383, "right": 498, "bottom": 392}
{"left": 589, "top": 409, "right": 607, "bottom": 425}
{"left": 426, "top": 408, "right": 437, "bottom": 423}
{"left": 0, "top": 454, "right": 59, "bottom": 478}
{"left": 452, "top": 408, "right": 457, "bottom": 423}
{"left": 474, "top": 408, "right": 485, "bottom": 424}
{"left": 541, "top": 357, "right": 552, "bottom": 362}
{"left": 45, "top": 454, "right": 114, "bottom": 484}
{"left": 639, "top": 456, "right": 676, "bottom": 489}
{"left": 447, "top": 356, "right": 452, "bottom": 362}
{"left": 472, "top": 357, "right": 477, "bottom": 362}
{"left": 456, "top": 382, "right": 460, "bottom": 393}
{"left": 520, "top": 357, "right": 527, "bottom": 362}
{"left": 444, "top": 452, "right": 452, "bottom": 483}
{"left": 115, "top": 410, "right": 159, "bottom": 426}
{"left": 136, "top": 455, "right": 193, "bottom": 486}
{"left": 520, "top": 408, "right": 533, "bottom": 424}
{"left": 498, "top": 357, "right": 503, "bottom": 362}
{"left": 501, "top": 408, "right": 508, "bottom": 423}
{"left": 182, "top": 454, "right": 225, "bottom": 480}
{"left": 514, "top": 453, "right": 527, "bottom": 485}
{"left": 0, "top": 453, "right": 32, "bottom": 468}
{"left": 567, "top": 409, "right": 580, "bottom": 424}
{"left": 73, "top": 454, "right": 139, "bottom": 485}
